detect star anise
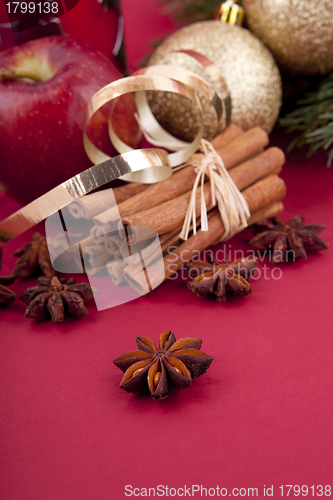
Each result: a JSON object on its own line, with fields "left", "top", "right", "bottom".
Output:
{"left": 113, "top": 330, "right": 213, "bottom": 401}
{"left": 0, "top": 247, "right": 16, "bottom": 307}
{"left": 186, "top": 255, "right": 258, "bottom": 302}
{"left": 13, "top": 232, "right": 55, "bottom": 279}
{"left": 249, "top": 216, "right": 329, "bottom": 264}
{"left": 20, "top": 276, "right": 95, "bottom": 322}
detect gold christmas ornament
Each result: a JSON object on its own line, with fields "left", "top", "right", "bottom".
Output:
{"left": 243, "top": 0, "right": 333, "bottom": 75}
{"left": 148, "top": 21, "right": 282, "bottom": 142}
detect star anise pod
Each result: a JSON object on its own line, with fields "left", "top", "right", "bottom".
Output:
{"left": 20, "top": 276, "right": 95, "bottom": 322}
{"left": 13, "top": 232, "right": 55, "bottom": 279}
{"left": 0, "top": 247, "right": 16, "bottom": 307}
{"left": 186, "top": 255, "right": 258, "bottom": 302}
{"left": 0, "top": 283, "right": 16, "bottom": 307}
{"left": 249, "top": 216, "right": 329, "bottom": 264}
{"left": 113, "top": 330, "right": 213, "bottom": 401}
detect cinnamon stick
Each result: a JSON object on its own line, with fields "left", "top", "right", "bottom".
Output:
{"left": 95, "top": 166, "right": 199, "bottom": 225}
{"left": 124, "top": 175, "right": 286, "bottom": 292}
{"left": 163, "top": 175, "right": 286, "bottom": 279}
{"left": 113, "top": 182, "right": 148, "bottom": 203}
{"left": 121, "top": 203, "right": 284, "bottom": 288}
{"left": 82, "top": 244, "right": 110, "bottom": 275}
{"left": 229, "top": 147, "right": 285, "bottom": 191}
{"left": 90, "top": 224, "right": 110, "bottom": 243}
{"left": 122, "top": 147, "right": 285, "bottom": 244}
{"left": 106, "top": 257, "right": 127, "bottom": 285}
{"left": 93, "top": 126, "right": 267, "bottom": 226}
{"left": 246, "top": 201, "right": 284, "bottom": 226}
{"left": 105, "top": 233, "right": 123, "bottom": 255}
{"left": 118, "top": 229, "right": 178, "bottom": 262}
{"left": 210, "top": 126, "right": 243, "bottom": 149}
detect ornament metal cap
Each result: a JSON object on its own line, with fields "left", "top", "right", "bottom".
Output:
{"left": 214, "top": 0, "right": 244, "bottom": 26}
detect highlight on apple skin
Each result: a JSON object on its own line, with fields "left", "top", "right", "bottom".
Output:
{"left": 0, "top": 36, "right": 141, "bottom": 205}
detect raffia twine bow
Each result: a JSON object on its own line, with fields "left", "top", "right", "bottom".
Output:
{"left": 177, "top": 139, "right": 250, "bottom": 241}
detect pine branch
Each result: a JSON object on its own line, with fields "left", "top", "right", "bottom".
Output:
{"left": 159, "top": 0, "right": 222, "bottom": 24}
{"left": 280, "top": 74, "right": 333, "bottom": 166}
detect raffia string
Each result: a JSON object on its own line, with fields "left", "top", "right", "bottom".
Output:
{"left": 177, "top": 139, "right": 250, "bottom": 241}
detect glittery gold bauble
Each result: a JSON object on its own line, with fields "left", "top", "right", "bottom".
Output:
{"left": 243, "top": 0, "right": 333, "bottom": 75}
{"left": 148, "top": 21, "right": 282, "bottom": 142}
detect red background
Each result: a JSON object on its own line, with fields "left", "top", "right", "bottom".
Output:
{"left": 0, "top": 1, "right": 333, "bottom": 498}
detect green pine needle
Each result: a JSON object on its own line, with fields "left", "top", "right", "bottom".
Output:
{"left": 280, "top": 73, "right": 333, "bottom": 166}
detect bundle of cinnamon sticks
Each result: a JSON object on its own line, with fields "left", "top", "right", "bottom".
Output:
{"left": 68, "top": 126, "right": 286, "bottom": 292}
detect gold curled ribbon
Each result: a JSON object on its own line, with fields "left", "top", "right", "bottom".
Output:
{"left": 0, "top": 148, "right": 169, "bottom": 244}
{"left": 130, "top": 65, "right": 222, "bottom": 166}
{"left": 84, "top": 72, "right": 212, "bottom": 181}
{"left": 105, "top": 57, "right": 230, "bottom": 176}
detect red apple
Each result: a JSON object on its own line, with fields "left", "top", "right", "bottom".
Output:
{"left": 0, "top": 36, "right": 141, "bottom": 205}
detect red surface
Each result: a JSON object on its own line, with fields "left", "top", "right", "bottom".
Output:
{"left": 1, "top": 2, "right": 333, "bottom": 499}
{"left": 122, "top": 0, "right": 175, "bottom": 72}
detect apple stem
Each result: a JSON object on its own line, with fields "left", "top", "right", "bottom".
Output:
{"left": 0, "top": 69, "right": 42, "bottom": 83}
